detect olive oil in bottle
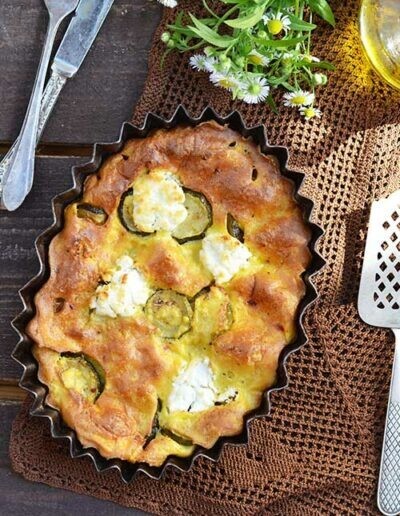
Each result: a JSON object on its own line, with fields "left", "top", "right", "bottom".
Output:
{"left": 359, "top": 0, "right": 400, "bottom": 90}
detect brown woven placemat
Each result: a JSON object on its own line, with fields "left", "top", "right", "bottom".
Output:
{"left": 9, "top": 0, "right": 400, "bottom": 513}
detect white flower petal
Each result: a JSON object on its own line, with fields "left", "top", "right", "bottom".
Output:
{"left": 203, "top": 56, "right": 218, "bottom": 72}
{"left": 263, "top": 10, "right": 291, "bottom": 33}
{"left": 239, "top": 76, "right": 270, "bottom": 104}
{"left": 189, "top": 54, "right": 208, "bottom": 72}
{"left": 300, "top": 106, "right": 322, "bottom": 119}
{"left": 283, "top": 90, "right": 315, "bottom": 107}
{"left": 248, "top": 50, "right": 270, "bottom": 67}
{"left": 158, "top": 0, "right": 177, "bottom": 7}
{"left": 209, "top": 72, "right": 242, "bottom": 91}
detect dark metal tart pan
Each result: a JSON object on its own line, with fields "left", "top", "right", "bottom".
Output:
{"left": 12, "top": 105, "right": 325, "bottom": 482}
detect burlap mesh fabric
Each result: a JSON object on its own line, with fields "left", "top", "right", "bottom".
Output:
{"left": 9, "top": 0, "right": 400, "bottom": 513}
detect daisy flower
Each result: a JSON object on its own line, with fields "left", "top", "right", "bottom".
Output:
{"left": 189, "top": 54, "right": 217, "bottom": 73}
{"left": 300, "top": 106, "right": 322, "bottom": 120}
{"left": 283, "top": 90, "right": 315, "bottom": 107}
{"left": 239, "top": 76, "right": 270, "bottom": 104}
{"left": 203, "top": 56, "right": 218, "bottom": 72}
{"left": 209, "top": 72, "right": 242, "bottom": 91}
{"left": 158, "top": 0, "right": 177, "bottom": 7}
{"left": 263, "top": 11, "right": 291, "bottom": 36}
{"left": 247, "top": 50, "right": 270, "bottom": 67}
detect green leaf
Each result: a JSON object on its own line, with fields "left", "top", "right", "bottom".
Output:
{"left": 188, "top": 14, "right": 237, "bottom": 48}
{"left": 219, "top": 0, "right": 249, "bottom": 4}
{"left": 307, "top": 0, "right": 336, "bottom": 27}
{"left": 163, "top": 0, "right": 333, "bottom": 116}
{"left": 268, "top": 76, "right": 293, "bottom": 88}
{"left": 288, "top": 14, "right": 317, "bottom": 31}
{"left": 167, "top": 24, "right": 197, "bottom": 37}
{"left": 266, "top": 94, "right": 278, "bottom": 114}
{"left": 309, "top": 60, "right": 336, "bottom": 70}
{"left": 224, "top": 6, "right": 265, "bottom": 29}
{"left": 255, "top": 36, "right": 308, "bottom": 48}
{"left": 202, "top": 0, "right": 220, "bottom": 20}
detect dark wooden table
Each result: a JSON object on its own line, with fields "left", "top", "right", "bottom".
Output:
{"left": 0, "top": 1, "right": 161, "bottom": 513}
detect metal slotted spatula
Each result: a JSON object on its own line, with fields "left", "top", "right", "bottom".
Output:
{"left": 359, "top": 190, "right": 400, "bottom": 516}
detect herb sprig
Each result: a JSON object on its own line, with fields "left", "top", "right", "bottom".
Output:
{"left": 159, "top": 0, "right": 335, "bottom": 119}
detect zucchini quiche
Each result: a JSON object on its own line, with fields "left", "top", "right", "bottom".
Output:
{"left": 28, "top": 121, "right": 311, "bottom": 467}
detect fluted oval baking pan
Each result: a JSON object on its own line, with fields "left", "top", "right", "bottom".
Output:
{"left": 12, "top": 105, "right": 325, "bottom": 482}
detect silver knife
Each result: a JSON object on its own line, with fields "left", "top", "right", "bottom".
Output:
{"left": 0, "top": 0, "right": 115, "bottom": 201}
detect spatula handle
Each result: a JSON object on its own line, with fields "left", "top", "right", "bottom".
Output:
{"left": 378, "top": 328, "right": 400, "bottom": 515}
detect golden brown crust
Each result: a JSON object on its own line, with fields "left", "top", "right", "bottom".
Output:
{"left": 28, "top": 121, "right": 311, "bottom": 466}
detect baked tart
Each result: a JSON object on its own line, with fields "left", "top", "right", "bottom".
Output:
{"left": 27, "top": 121, "right": 312, "bottom": 467}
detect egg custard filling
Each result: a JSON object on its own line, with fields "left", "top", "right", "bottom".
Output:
{"left": 28, "top": 122, "right": 311, "bottom": 466}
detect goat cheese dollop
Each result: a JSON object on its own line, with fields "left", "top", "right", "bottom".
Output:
{"left": 91, "top": 255, "right": 151, "bottom": 318}
{"left": 200, "top": 232, "right": 251, "bottom": 284}
{"left": 133, "top": 169, "right": 187, "bottom": 232}
{"left": 167, "top": 358, "right": 237, "bottom": 413}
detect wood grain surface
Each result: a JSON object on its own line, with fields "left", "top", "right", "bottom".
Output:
{"left": 0, "top": 0, "right": 160, "bottom": 144}
{"left": 0, "top": 0, "right": 160, "bottom": 512}
{"left": 0, "top": 157, "right": 87, "bottom": 380}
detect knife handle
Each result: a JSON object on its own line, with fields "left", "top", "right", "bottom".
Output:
{"left": 378, "top": 328, "right": 400, "bottom": 516}
{"left": 0, "top": 71, "right": 67, "bottom": 206}
{"left": 38, "top": 71, "right": 67, "bottom": 140}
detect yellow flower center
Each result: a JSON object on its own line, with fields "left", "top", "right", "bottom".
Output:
{"left": 248, "top": 54, "right": 264, "bottom": 66}
{"left": 218, "top": 77, "right": 235, "bottom": 89}
{"left": 267, "top": 19, "right": 283, "bottom": 35}
{"left": 303, "top": 108, "right": 316, "bottom": 118}
{"left": 291, "top": 95, "right": 307, "bottom": 106}
{"left": 248, "top": 84, "right": 262, "bottom": 95}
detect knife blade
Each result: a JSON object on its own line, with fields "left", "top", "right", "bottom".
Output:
{"left": 0, "top": 0, "right": 115, "bottom": 202}
{"left": 52, "top": 0, "right": 115, "bottom": 78}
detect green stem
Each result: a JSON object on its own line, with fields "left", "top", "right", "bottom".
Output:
{"left": 162, "top": 0, "right": 333, "bottom": 116}
{"left": 216, "top": 5, "right": 240, "bottom": 28}
{"left": 185, "top": 41, "right": 207, "bottom": 51}
{"left": 202, "top": 0, "right": 219, "bottom": 20}
{"left": 307, "top": 12, "right": 312, "bottom": 54}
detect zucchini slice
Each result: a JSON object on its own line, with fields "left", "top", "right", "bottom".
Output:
{"left": 58, "top": 352, "right": 105, "bottom": 402}
{"left": 143, "top": 400, "right": 194, "bottom": 449}
{"left": 172, "top": 189, "right": 212, "bottom": 243}
{"left": 118, "top": 187, "right": 153, "bottom": 235}
{"left": 192, "top": 286, "right": 233, "bottom": 340}
{"left": 145, "top": 290, "right": 193, "bottom": 339}
{"left": 227, "top": 213, "right": 244, "bottom": 243}
{"left": 143, "top": 398, "right": 162, "bottom": 449}
{"left": 160, "top": 428, "right": 193, "bottom": 447}
{"left": 77, "top": 203, "right": 108, "bottom": 225}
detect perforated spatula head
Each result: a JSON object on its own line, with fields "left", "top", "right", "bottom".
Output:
{"left": 359, "top": 190, "right": 400, "bottom": 328}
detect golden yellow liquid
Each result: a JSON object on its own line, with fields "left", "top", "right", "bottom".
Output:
{"left": 359, "top": 0, "right": 400, "bottom": 90}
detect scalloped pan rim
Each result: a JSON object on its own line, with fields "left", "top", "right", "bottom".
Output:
{"left": 11, "top": 105, "right": 325, "bottom": 483}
